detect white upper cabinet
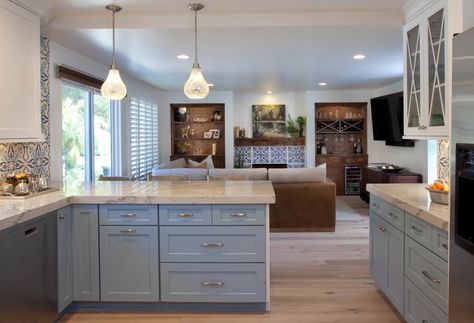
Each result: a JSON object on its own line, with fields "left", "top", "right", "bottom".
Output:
{"left": 403, "top": 0, "right": 462, "bottom": 138}
{"left": 0, "top": 0, "right": 42, "bottom": 141}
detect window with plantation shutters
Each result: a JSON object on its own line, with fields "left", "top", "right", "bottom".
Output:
{"left": 130, "top": 98, "right": 159, "bottom": 180}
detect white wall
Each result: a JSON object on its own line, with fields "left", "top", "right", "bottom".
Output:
{"left": 48, "top": 42, "right": 164, "bottom": 181}
{"left": 371, "top": 81, "right": 429, "bottom": 181}
{"left": 160, "top": 91, "right": 234, "bottom": 168}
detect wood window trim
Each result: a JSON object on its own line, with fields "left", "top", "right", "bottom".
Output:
{"left": 57, "top": 65, "right": 104, "bottom": 90}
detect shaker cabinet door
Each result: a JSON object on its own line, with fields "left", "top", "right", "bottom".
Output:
{"left": 57, "top": 206, "right": 73, "bottom": 313}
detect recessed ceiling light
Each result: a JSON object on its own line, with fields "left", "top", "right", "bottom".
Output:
{"left": 353, "top": 54, "right": 366, "bottom": 60}
{"left": 177, "top": 54, "right": 190, "bottom": 60}
{"left": 208, "top": 83, "right": 214, "bottom": 87}
{"left": 319, "top": 82, "right": 327, "bottom": 86}
{"left": 267, "top": 91, "right": 273, "bottom": 94}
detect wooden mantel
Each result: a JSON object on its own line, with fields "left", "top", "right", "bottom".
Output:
{"left": 234, "top": 137, "right": 305, "bottom": 146}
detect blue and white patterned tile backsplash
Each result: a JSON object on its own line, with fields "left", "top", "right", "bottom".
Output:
{"left": 0, "top": 37, "right": 50, "bottom": 179}
{"left": 235, "top": 146, "right": 305, "bottom": 168}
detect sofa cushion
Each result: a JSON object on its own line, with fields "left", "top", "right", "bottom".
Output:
{"left": 208, "top": 174, "right": 248, "bottom": 181}
{"left": 147, "top": 175, "right": 187, "bottom": 181}
{"left": 151, "top": 168, "right": 208, "bottom": 181}
{"left": 156, "top": 158, "right": 187, "bottom": 169}
{"left": 268, "top": 165, "right": 326, "bottom": 183}
{"left": 187, "top": 155, "right": 214, "bottom": 169}
{"left": 208, "top": 168, "right": 268, "bottom": 180}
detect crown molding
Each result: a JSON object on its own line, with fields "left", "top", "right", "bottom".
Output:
{"left": 10, "top": 0, "right": 52, "bottom": 25}
{"left": 403, "top": 0, "right": 438, "bottom": 21}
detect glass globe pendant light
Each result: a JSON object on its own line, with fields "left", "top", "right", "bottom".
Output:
{"left": 184, "top": 3, "right": 209, "bottom": 99}
{"left": 101, "top": 4, "right": 127, "bottom": 100}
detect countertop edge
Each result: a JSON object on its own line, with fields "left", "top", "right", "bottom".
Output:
{"left": 367, "top": 184, "right": 449, "bottom": 231}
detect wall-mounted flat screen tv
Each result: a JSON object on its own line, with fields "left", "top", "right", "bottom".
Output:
{"left": 370, "top": 91, "right": 415, "bottom": 147}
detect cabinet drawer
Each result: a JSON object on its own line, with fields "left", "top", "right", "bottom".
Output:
{"left": 432, "top": 228, "right": 448, "bottom": 261}
{"left": 212, "top": 205, "right": 265, "bottom": 225}
{"left": 159, "top": 205, "right": 212, "bottom": 225}
{"left": 370, "top": 195, "right": 386, "bottom": 217}
{"left": 317, "top": 156, "right": 344, "bottom": 165}
{"left": 344, "top": 155, "right": 366, "bottom": 164}
{"left": 405, "top": 278, "right": 447, "bottom": 323}
{"left": 99, "top": 205, "right": 158, "bottom": 226}
{"left": 384, "top": 203, "right": 404, "bottom": 231}
{"left": 405, "top": 236, "right": 448, "bottom": 313}
{"left": 160, "top": 263, "right": 266, "bottom": 302}
{"left": 405, "top": 213, "right": 432, "bottom": 249}
{"left": 160, "top": 226, "right": 265, "bottom": 263}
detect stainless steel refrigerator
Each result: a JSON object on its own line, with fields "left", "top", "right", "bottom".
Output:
{"left": 449, "top": 26, "right": 474, "bottom": 323}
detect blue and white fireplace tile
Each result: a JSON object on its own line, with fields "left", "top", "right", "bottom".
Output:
{"left": 252, "top": 146, "right": 270, "bottom": 164}
{"left": 288, "top": 146, "right": 305, "bottom": 164}
{"left": 234, "top": 146, "right": 252, "bottom": 165}
{"left": 269, "top": 146, "right": 288, "bottom": 164}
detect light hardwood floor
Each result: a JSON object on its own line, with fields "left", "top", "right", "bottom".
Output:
{"left": 60, "top": 197, "right": 402, "bottom": 323}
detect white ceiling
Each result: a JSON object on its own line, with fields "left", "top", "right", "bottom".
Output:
{"left": 43, "top": 0, "right": 407, "bottom": 93}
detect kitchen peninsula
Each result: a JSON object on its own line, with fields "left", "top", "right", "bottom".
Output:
{"left": 366, "top": 184, "right": 449, "bottom": 322}
{"left": 0, "top": 181, "right": 275, "bottom": 321}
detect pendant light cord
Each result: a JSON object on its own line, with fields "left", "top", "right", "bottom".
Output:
{"left": 194, "top": 8, "right": 199, "bottom": 66}
{"left": 112, "top": 9, "right": 116, "bottom": 68}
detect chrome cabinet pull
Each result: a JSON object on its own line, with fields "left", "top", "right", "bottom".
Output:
{"left": 442, "top": 243, "right": 448, "bottom": 250}
{"left": 59, "top": 214, "right": 65, "bottom": 220}
{"left": 411, "top": 226, "right": 423, "bottom": 234}
{"left": 379, "top": 225, "right": 386, "bottom": 232}
{"left": 372, "top": 203, "right": 379, "bottom": 208}
{"left": 178, "top": 213, "right": 193, "bottom": 218}
{"left": 120, "top": 228, "right": 137, "bottom": 233}
{"left": 201, "top": 242, "right": 224, "bottom": 247}
{"left": 422, "top": 270, "right": 441, "bottom": 284}
{"left": 121, "top": 213, "right": 137, "bottom": 218}
{"left": 201, "top": 281, "right": 224, "bottom": 287}
{"left": 230, "top": 213, "right": 247, "bottom": 217}
{"left": 25, "top": 227, "right": 38, "bottom": 237}
{"left": 388, "top": 212, "right": 397, "bottom": 218}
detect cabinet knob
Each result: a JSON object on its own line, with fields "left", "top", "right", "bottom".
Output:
{"left": 388, "top": 212, "right": 397, "bottom": 218}
{"left": 379, "top": 225, "right": 386, "bottom": 232}
{"left": 442, "top": 243, "right": 448, "bottom": 250}
{"left": 59, "top": 214, "right": 65, "bottom": 220}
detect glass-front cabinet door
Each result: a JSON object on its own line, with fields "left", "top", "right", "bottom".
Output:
{"left": 405, "top": 23, "right": 422, "bottom": 131}
{"left": 403, "top": 0, "right": 451, "bottom": 138}
{"left": 427, "top": 8, "right": 446, "bottom": 128}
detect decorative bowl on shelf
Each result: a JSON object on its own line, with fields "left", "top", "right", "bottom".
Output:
{"left": 380, "top": 164, "right": 404, "bottom": 172}
{"left": 193, "top": 117, "right": 208, "bottom": 123}
{"left": 425, "top": 186, "right": 449, "bottom": 205}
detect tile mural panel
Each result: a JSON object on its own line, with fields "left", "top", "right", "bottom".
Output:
{"left": 235, "top": 146, "right": 305, "bottom": 168}
{"left": 437, "top": 140, "right": 449, "bottom": 182}
{"left": 0, "top": 37, "right": 50, "bottom": 178}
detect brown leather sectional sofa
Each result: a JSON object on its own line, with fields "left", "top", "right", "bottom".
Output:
{"left": 152, "top": 164, "right": 336, "bottom": 232}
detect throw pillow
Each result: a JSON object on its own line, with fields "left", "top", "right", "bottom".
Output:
{"left": 187, "top": 160, "right": 208, "bottom": 169}
{"left": 157, "top": 158, "right": 187, "bottom": 169}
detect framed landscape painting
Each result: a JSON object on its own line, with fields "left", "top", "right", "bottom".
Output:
{"left": 252, "top": 104, "right": 286, "bottom": 138}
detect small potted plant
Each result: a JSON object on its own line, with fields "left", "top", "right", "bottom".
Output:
{"left": 287, "top": 114, "right": 307, "bottom": 138}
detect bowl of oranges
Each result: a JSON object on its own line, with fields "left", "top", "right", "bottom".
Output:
{"left": 426, "top": 180, "right": 449, "bottom": 205}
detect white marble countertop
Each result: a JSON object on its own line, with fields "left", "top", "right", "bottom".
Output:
{"left": 367, "top": 183, "right": 449, "bottom": 231}
{"left": 0, "top": 180, "right": 275, "bottom": 231}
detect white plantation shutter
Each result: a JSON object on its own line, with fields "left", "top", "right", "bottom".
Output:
{"left": 130, "top": 98, "right": 159, "bottom": 180}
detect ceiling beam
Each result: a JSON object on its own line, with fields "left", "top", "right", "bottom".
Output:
{"left": 46, "top": 11, "right": 403, "bottom": 30}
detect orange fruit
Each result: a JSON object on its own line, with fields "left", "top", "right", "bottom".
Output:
{"left": 433, "top": 181, "right": 444, "bottom": 190}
